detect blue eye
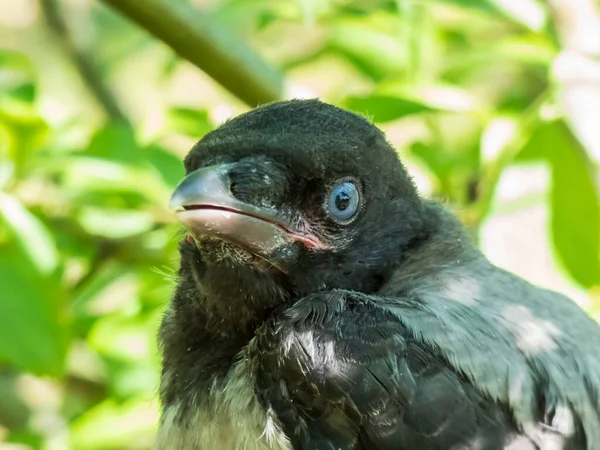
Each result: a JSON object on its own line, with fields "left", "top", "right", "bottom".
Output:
{"left": 327, "top": 181, "right": 360, "bottom": 223}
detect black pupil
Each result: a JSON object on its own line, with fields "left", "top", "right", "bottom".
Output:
{"left": 335, "top": 190, "right": 351, "bottom": 211}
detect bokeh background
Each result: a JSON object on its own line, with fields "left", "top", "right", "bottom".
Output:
{"left": 1, "top": 0, "right": 599, "bottom": 448}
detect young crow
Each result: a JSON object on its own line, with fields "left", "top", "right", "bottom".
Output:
{"left": 157, "top": 99, "right": 600, "bottom": 450}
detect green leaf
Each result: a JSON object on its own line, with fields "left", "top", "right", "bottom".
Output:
{"left": 145, "top": 145, "right": 185, "bottom": 188}
{"left": 71, "top": 263, "right": 140, "bottom": 319}
{"left": 0, "top": 105, "right": 49, "bottom": 171}
{"left": 89, "top": 317, "right": 150, "bottom": 361}
{"left": 0, "top": 157, "right": 14, "bottom": 189}
{"left": 77, "top": 207, "right": 155, "bottom": 239}
{"left": 433, "top": 0, "right": 501, "bottom": 16}
{"left": 521, "top": 121, "right": 600, "bottom": 286}
{"left": 329, "top": 18, "right": 406, "bottom": 81}
{"left": 166, "top": 107, "right": 213, "bottom": 138}
{"left": 257, "top": 10, "right": 278, "bottom": 29}
{"left": 104, "top": 358, "right": 160, "bottom": 400}
{"left": 0, "top": 240, "right": 67, "bottom": 375}
{"left": 345, "top": 94, "right": 436, "bottom": 123}
{"left": 516, "top": 122, "right": 551, "bottom": 162}
{"left": 547, "top": 122, "right": 600, "bottom": 287}
{"left": 442, "top": 36, "right": 556, "bottom": 77}
{"left": 0, "top": 50, "right": 36, "bottom": 102}
{"left": 0, "top": 193, "right": 58, "bottom": 274}
{"left": 7, "top": 83, "right": 36, "bottom": 103}
{"left": 61, "top": 157, "right": 170, "bottom": 206}
{"left": 70, "top": 398, "right": 158, "bottom": 450}
{"left": 296, "top": 0, "right": 331, "bottom": 23}
{"left": 430, "top": 0, "right": 520, "bottom": 21}
{"left": 410, "top": 142, "right": 455, "bottom": 182}
{"left": 0, "top": 50, "right": 34, "bottom": 73}
{"left": 426, "top": 0, "right": 547, "bottom": 31}
{"left": 85, "top": 123, "right": 140, "bottom": 165}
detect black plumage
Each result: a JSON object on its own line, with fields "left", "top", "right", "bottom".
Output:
{"left": 156, "top": 99, "right": 600, "bottom": 450}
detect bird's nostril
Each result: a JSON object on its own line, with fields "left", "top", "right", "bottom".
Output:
{"left": 225, "top": 157, "right": 289, "bottom": 209}
{"left": 228, "top": 177, "right": 247, "bottom": 202}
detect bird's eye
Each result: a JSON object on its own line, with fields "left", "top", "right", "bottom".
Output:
{"left": 327, "top": 181, "right": 360, "bottom": 223}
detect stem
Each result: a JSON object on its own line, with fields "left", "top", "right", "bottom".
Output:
{"left": 40, "top": 0, "right": 129, "bottom": 123}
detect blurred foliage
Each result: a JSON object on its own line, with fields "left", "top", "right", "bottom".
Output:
{"left": 0, "top": 0, "right": 599, "bottom": 448}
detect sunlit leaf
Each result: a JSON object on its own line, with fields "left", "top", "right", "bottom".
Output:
{"left": 410, "top": 142, "right": 455, "bottom": 182}
{"left": 442, "top": 36, "right": 556, "bottom": 80}
{"left": 0, "top": 50, "right": 36, "bottom": 102}
{"left": 146, "top": 145, "right": 185, "bottom": 188}
{"left": 0, "top": 50, "right": 34, "bottom": 74}
{"left": 520, "top": 121, "right": 600, "bottom": 286}
{"left": 430, "top": 0, "right": 508, "bottom": 18}
{"left": 0, "top": 157, "right": 14, "bottom": 189}
{"left": 211, "top": 0, "right": 291, "bottom": 33}
{"left": 436, "top": 0, "right": 547, "bottom": 30}
{"left": 0, "top": 241, "right": 66, "bottom": 375}
{"left": 346, "top": 94, "right": 436, "bottom": 122}
{"left": 166, "top": 107, "right": 213, "bottom": 139}
{"left": 87, "top": 311, "right": 161, "bottom": 400}
{"left": 77, "top": 207, "right": 155, "bottom": 239}
{"left": 8, "top": 83, "right": 36, "bottom": 103}
{"left": 89, "top": 315, "right": 152, "bottom": 361}
{"left": 0, "top": 105, "right": 49, "bottom": 171}
{"left": 296, "top": 0, "right": 331, "bottom": 23}
{"left": 70, "top": 398, "right": 158, "bottom": 450}
{"left": 72, "top": 263, "right": 140, "bottom": 319}
{"left": 257, "top": 10, "right": 278, "bottom": 29}
{"left": 0, "top": 193, "right": 58, "bottom": 274}
{"left": 85, "top": 123, "right": 140, "bottom": 165}
{"left": 105, "top": 358, "right": 160, "bottom": 400}
{"left": 159, "top": 53, "right": 181, "bottom": 81}
{"left": 329, "top": 18, "right": 406, "bottom": 80}
{"left": 547, "top": 123, "right": 600, "bottom": 287}
{"left": 515, "top": 122, "right": 548, "bottom": 162}
{"left": 61, "top": 157, "right": 170, "bottom": 205}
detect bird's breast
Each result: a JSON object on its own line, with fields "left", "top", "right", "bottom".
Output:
{"left": 153, "top": 341, "right": 291, "bottom": 450}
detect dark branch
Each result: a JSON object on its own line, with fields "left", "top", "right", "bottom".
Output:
{"left": 99, "top": 0, "right": 283, "bottom": 107}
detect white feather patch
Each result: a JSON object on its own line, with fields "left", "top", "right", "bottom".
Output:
{"left": 154, "top": 342, "right": 291, "bottom": 450}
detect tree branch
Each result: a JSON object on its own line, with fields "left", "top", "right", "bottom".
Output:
{"left": 40, "top": 0, "right": 129, "bottom": 123}
{"left": 98, "top": 0, "right": 283, "bottom": 107}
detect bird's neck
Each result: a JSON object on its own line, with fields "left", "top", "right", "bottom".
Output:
{"left": 200, "top": 263, "right": 287, "bottom": 337}
{"left": 157, "top": 259, "right": 288, "bottom": 408}
{"left": 164, "top": 256, "right": 287, "bottom": 347}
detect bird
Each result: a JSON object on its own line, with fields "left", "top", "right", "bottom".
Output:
{"left": 155, "top": 99, "right": 600, "bottom": 450}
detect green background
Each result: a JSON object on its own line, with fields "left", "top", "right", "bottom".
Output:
{"left": 0, "top": 0, "right": 599, "bottom": 448}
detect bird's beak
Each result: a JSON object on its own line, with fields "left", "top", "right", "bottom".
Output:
{"left": 169, "top": 164, "right": 324, "bottom": 257}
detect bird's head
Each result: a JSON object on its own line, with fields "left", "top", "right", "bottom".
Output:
{"left": 170, "top": 99, "right": 432, "bottom": 302}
